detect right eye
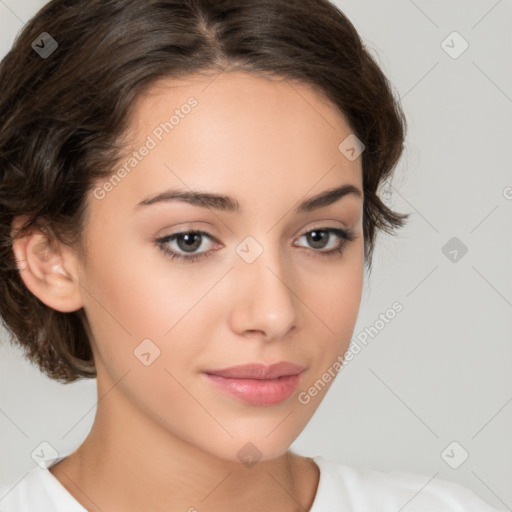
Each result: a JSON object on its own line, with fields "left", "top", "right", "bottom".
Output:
{"left": 155, "top": 230, "right": 219, "bottom": 263}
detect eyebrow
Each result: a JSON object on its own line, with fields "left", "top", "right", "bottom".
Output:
{"left": 135, "top": 183, "right": 362, "bottom": 214}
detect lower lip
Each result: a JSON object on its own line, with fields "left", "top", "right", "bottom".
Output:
{"left": 204, "top": 372, "right": 303, "bottom": 406}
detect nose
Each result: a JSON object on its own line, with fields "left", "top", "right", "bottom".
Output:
{"left": 228, "top": 245, "right": 299, "bottom": 341}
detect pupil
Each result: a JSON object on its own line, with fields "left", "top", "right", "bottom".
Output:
{"left": 308, "top": 230, "right": 327, "bottom": 249}
{"left": 179, "top": 233, "right": 201, "bottom": 252}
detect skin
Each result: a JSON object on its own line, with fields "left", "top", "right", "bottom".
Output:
{"left": 13, "top": 70, "right": 365, "bottom": 512}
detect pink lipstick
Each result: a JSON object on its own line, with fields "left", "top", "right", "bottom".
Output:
{"left": 203, "top": 362, "right": 305, "bottom": 406}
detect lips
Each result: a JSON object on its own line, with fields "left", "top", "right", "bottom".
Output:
{"left": 203, "top": 362, "right": 306, "bottom": 406}
{"left": 204, "top": 361, "right": 305, "bottom": 380}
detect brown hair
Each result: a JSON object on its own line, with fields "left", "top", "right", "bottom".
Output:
{"left": 0, "top": 0, "right": 409, "bottom": 383}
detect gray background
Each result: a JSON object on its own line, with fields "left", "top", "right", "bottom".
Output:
{"left": 1, "top": 0, "right": 511, "bottom": 510}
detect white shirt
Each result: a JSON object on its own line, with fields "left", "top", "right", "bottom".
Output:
{"left": 0, "top": 454, "right": 503, "bottom": 511}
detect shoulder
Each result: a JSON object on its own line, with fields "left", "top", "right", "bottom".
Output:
{"left": 311, "top": 456, "right": 504, "bottom": 512}
{"left": 0, "top": 463, "right": 86, "bottom": 512}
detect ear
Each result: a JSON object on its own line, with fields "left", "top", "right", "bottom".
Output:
{"left": 11, "top": 216, "right": 84, "bottom": 313}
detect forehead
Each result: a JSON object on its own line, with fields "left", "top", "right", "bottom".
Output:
{"left": 92, "top": 70, "right": 362, "bottom": 218}
{"left": 128, "top": 70, "right": 358, "bottom": 161}
{"left": 135, "top": 70, "right": 344, "bottom": 120}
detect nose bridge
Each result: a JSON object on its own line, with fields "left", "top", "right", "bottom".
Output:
{"left": 229, "top": 234, "right": 298, "bottom": 339}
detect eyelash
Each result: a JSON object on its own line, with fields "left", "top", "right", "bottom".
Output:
{"left": 155, "top": 227, "right": 356, "bottom": 263}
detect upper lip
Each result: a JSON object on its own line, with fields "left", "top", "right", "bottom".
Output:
{"left": 204, "top": 362, "right": 306, "bottom": 380}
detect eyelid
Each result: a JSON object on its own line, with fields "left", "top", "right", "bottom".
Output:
{"left": 297, "top": 221, "right": 349, "bottom": 236}
{"left": 155, "top": 222, "right": 220, "bottom": 239}
{"left": 156, "top": 221, "right": 350, "bottom": 246}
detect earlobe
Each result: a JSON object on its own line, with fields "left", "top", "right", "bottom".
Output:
{"left": 11, "top": 220, "right": 84, "bottom": 313}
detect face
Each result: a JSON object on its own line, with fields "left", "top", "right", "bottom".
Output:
{"left": 75, "top": 71, "right": 364, "bottom": 462}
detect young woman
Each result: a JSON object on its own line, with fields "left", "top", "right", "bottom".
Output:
{"left": 0, "top": 0, "right": 503, "bottom": 510}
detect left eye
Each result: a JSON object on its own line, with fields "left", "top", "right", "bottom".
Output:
{"left": 156, "top": 227, "right": 355, "bottom": 263}
{"left": 294, "top": 228, "right": 347, "bottom": 251}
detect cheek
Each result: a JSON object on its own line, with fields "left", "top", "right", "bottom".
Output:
{"left": 302, "top": 243, "right": 365, "bottom": 381}
{"left": 295, "top": 250, "right": 364, "bottom": 407}
{"left": 305, "top": 243, "right": 364, "bottom": 334}
{"left": 326, "top": 262, "right": 364, "bottom": 333}
{"left": 78, "top": 232, "right": 225, "bottom": 376}
{"left": 80, "top": 230, "right": 203, "bottom": 333}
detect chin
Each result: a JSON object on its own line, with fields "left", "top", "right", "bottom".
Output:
{"left": 196, "top": 435, "right": 294, "bottom": 466}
